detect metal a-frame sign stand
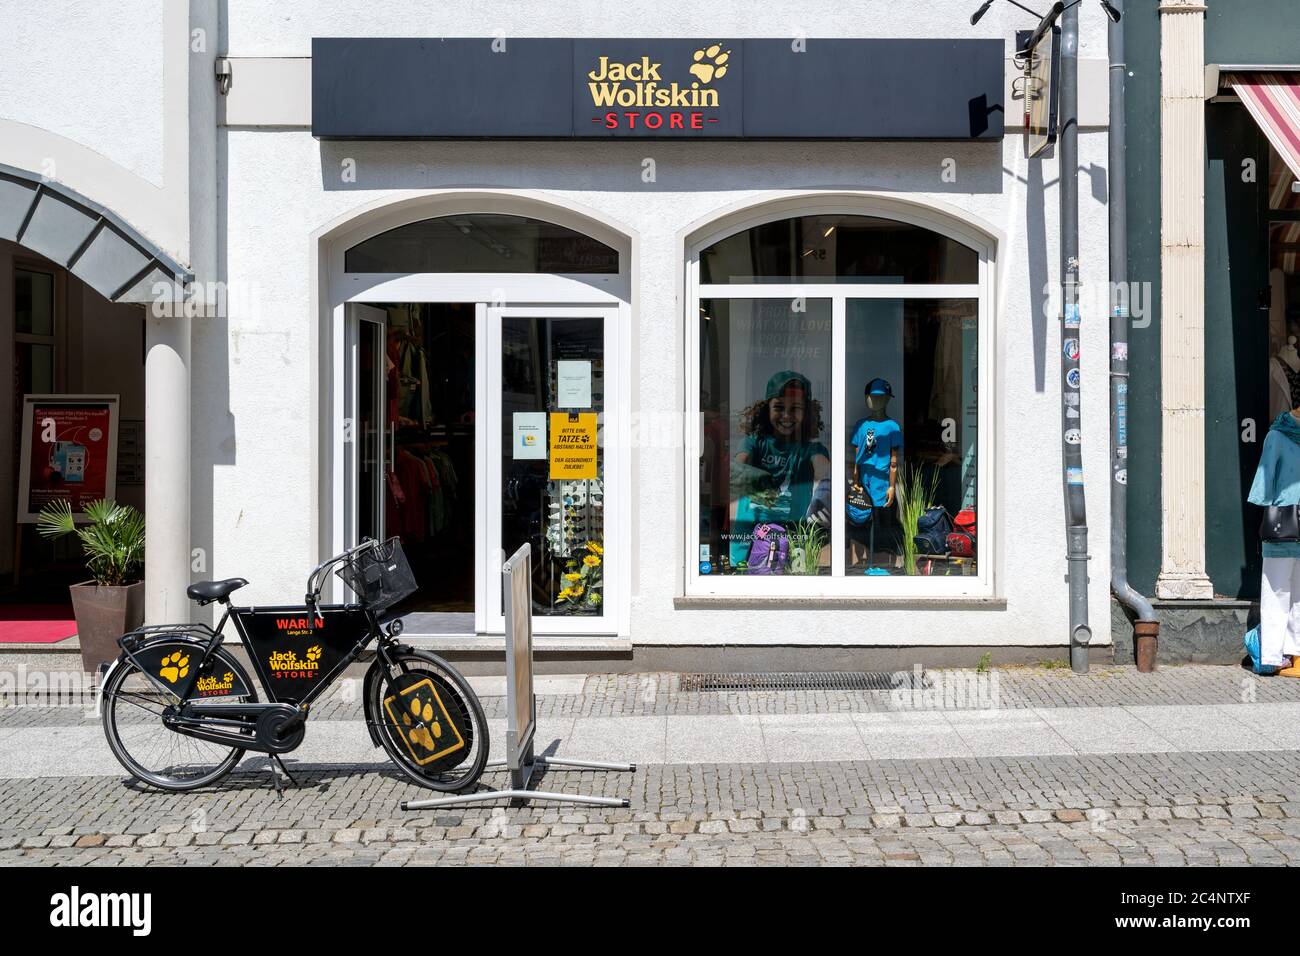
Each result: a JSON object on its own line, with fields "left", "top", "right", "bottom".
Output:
{"left": 402, "top": 544, "right": 632, "bottom": 810}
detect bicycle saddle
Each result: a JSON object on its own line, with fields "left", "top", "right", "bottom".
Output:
{"left": 186, "top": 578, "right": 249, "bottom": 604}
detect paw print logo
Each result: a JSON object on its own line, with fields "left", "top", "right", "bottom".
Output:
{"left": 402, "top": 698, "right": 444, "bottom": 752}
{"left": 689, "top": 44, "right": 730, "bottom": 85}
{"left": 159, "top": 651, "right": 190, "bottom": 683}
{"left": 305, "top": 645, "right": 322, "bottom": 662}
{"left": 222, "top": 672, "right": 234, "bottom": 684}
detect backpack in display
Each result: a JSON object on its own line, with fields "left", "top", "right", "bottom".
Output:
{"left": 747, "top": 522, "right": 790, "bottom": 575}
{"left": 913, "top": 507, "right": 952, "bottom": 555}
{"left": 946, "top": 507, "right": 976, "bottom": 559}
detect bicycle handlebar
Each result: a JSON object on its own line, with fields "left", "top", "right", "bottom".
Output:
{"left": 304, "top": 538, "right": 380, "bottom": 611}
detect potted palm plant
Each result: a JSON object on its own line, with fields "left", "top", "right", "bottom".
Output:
{"left": 36, "top": 499, "right": 145, "bottom": 672}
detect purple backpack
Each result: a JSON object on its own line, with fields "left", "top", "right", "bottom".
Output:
{"left": 747, "top": 523, "right": 790, "bottom": 575}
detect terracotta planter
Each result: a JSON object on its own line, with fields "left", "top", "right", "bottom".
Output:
{"left": 69, "top": 580, "right": 145, "bottom": 673}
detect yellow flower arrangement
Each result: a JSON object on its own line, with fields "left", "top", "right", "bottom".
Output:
{"left": 556, "top": 538, "right": 604, "bottom": 612}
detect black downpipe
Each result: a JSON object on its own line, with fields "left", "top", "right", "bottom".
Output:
{"left": 1106, "top": 0, "right": 1159, "bottom": 660}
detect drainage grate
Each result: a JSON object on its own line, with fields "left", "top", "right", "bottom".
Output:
{"left": 679, "top": 671, "right": 929, "bottom": 693}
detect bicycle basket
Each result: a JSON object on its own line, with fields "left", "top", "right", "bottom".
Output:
{"left": 336, "top": 537, "right": 418, "bottom": 613}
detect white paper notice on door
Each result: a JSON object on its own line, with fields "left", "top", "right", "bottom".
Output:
{"left": 513, "top": 412, "right": 546, "bottom": 459}
{"left": 556, "top": 360, "right": 592, "bottom": 409}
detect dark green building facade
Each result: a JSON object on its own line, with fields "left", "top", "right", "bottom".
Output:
{"left": 1124, "top": 0, "right": 1300, "bottom": 604}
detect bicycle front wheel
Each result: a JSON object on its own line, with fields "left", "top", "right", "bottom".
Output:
{"left": 367, "top": 649, "right": 489, "bottom": 793}
{"left": 102, "top": 648, "right": 256, "bottom": 792}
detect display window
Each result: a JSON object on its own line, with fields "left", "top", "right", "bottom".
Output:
{"left": 688, "top": 208, "right": 990, "bottom": 597}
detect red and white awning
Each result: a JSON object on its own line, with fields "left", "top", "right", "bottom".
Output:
{"left": 1227, "top": 72, "right": 1300, "bottom": 182}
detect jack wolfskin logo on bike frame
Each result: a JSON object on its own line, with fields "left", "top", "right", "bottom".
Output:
{"left": 195, "top": 671, "right": 235, "bottom": 695}
{"left": 158, "top": 651, "right": 189, "bottom": 683}
{"left": 267, "top": 646, "right": 322, "bottom": 679}
{"left": 383, "top": 677, "right": 465, "bottom": 765}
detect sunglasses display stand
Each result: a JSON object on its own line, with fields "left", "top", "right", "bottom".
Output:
{"left": 546, "top": 477, "right": 604, "bottom": 558}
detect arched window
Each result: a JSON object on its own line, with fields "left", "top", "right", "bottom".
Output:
{"left": 699, "top": 214, "right": 978, "bottom": 285}
{"left": 690, "top": 209, "right": 988, "bottom": 596}
{"left": 344, "top": 214, "right": 619, "bottom": 274}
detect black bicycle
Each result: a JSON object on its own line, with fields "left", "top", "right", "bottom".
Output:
{"left": 98, "top": 537, "right": 489, "bottom": 793}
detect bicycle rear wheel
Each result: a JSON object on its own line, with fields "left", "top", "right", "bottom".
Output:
{"left": 102, "top": 648, "right": 257, "bottom": 792}
{"left": 367, "top": 648, "right": 489, "bottom": 793}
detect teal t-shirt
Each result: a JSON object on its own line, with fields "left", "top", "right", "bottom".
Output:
{"left": 740, "top": 434, "right": 829, "bottom": 524}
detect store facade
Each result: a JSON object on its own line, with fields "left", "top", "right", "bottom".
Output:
{"left": 2, "top": 2, "right": 1119, "bottom": 664}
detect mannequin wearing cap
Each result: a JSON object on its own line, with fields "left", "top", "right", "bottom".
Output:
{"left": 728, "top": 370, "right": 832, "bottom": 567}
{"left": 849, "top": 378, "right": 902, "bottom": 566}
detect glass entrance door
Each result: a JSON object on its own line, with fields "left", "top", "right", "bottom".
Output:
{"left": 487, "top": 305, "right": 618, "bottom": 633}
{"left": 344, "top": 304, "right": 387, "bottom": 550}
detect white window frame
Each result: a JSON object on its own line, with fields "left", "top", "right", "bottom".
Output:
{"left": 684, "top": 200, "right": 996, "bottom": 599}
{"left": 322, "top": 201, "right": 632, "bottom": 637}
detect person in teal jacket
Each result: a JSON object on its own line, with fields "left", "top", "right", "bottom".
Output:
{"left": 1248, "top": 410, "right": 1300, "bottom": 675}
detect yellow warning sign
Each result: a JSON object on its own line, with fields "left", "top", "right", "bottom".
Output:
{"left": 549, "top": 412, "right": 597, "bottom": 479}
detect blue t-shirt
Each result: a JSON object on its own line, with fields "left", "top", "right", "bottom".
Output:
{"left": 740, "top": 433, "right": 830, "bottom": 523}
{"left": 851, "top": 417, "right": 902, "bottom": 507}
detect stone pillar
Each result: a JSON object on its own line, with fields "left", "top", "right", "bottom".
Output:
{"left": 1156, "top": 0, "right": 1214, "bottom": 599}
{"left": 144, "top": 309, "right": 192, "bottom": 623}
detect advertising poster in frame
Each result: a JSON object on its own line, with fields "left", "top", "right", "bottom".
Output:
{"left": 16, "top": 394, "right": 120, "bottom": 523}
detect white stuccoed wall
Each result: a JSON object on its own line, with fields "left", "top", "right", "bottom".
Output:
{"left": 0, "top": 0, "right": 166, "bottom": 186}
{"left": 0, "top": 0, "right": 195, "bottom": 269}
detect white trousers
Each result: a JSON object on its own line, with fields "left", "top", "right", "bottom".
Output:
{"left": 1260, "top": 557, "right": 1300, "bottom": 666}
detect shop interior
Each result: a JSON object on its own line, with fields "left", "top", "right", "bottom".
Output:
{"left": 377, "top": 302, "right": 476, "bottom": 617}
{"left": 1, "top": 241, "right": 146, "bottom": 643}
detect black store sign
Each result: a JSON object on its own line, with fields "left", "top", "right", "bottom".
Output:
{"left": 312, "top": 38, "right": 1004, "bottom": 141}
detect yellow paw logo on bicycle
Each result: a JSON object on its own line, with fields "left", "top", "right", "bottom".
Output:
{"left": 402, "top": 698, "right": 444, "bottom": 751}
{"left": 158, "top": 651, "right": 190, "bottom": 683}
{"left": 383, "top": 678, "right": 465, "bottom": 765}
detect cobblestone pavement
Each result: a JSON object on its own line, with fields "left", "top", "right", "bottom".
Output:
{"left": 4, "top": 748, "right": 1300, "bottom": 865}
{"left": 2, "top": 662, "right": 1294, "bottom": 726}
{"left": 4, "top": 663, "right": 1300, "bottom": 865}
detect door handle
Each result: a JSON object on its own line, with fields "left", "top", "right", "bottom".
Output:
{"left": 389, "top": 423, "right": 395, "bottom": 472}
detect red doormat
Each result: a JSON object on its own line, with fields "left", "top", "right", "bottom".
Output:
{"left": 0, "top": 606, "right": 77, "bottom": 644}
